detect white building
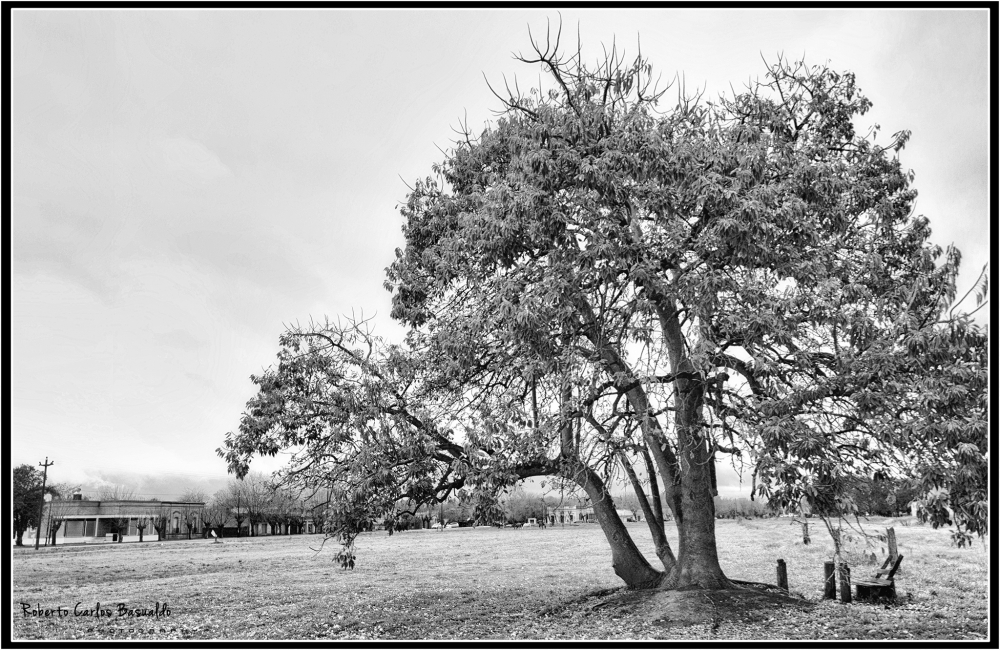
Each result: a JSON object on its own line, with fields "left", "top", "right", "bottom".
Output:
{"left": 546, "top": 505, "right": 638, "bottom": 525}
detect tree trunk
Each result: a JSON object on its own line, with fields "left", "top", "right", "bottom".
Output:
{"left": 603, "top": 373, "right": 731, "bottom": 589}
{"left": 640, "top": 445, "right": 666, "bottom": 528}
{"left": 661, "top": 451, "right": 732, "bottom": 590}
{"left": 618, "top": 451, "right": 676, "bottom": 571}
{"left": 16, "top": 529, "right": 24, "bottom": 546}
{"left": 575, "top": 294, "right": 733, "bottom": 591}
{"left": 138, "top": 528, "right": 144, "bottom": 543}
{"left": 568, "top": 463, "right": 664, "bottom": 589}
{"left": 658, "top": 317, "right": 734, "bottom": 591}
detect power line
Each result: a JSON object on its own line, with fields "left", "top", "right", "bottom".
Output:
{"left": 56, "top": 469, "right": 236, "bottom": 480}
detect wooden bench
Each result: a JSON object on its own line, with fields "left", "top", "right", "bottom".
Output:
{"left": 855, "top": 554, "right": 903, "bottom": 602}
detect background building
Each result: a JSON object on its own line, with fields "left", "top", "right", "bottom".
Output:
{"left": 546, "top": 505, "right": 637, "bottom": 525}
{"left": 38, "top": 494, "right": 205, "bottom": 545}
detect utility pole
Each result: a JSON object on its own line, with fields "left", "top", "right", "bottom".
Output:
{"left": 34, "top": 458, "right": 54, "bottom": 550}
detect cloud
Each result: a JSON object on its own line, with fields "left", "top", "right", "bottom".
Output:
{"left": 157, "top": 137, "right": 233, "bottom": 182}
{"left": 154, "top": 329, "right": 205, "bottom": 351}
{"left": 67, "top": 470, "right": 230, "bottom": 502}
{"left": 167, "top": 226, "right": 329, "bottom": 327}
{"left": 716, "top": 461, "right": 754, "bottom": 499}
{"left": 11, "top": 199, "right": 122, "bottom": 301}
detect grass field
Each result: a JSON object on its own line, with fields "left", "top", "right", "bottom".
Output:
{"left": 11, "top": 517, "right": 989, "bottom": 640}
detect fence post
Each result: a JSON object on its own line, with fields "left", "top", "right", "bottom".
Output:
{"left": 823, "top": 561, "right": 837, "bottom": 599}
{"left": 838, "top": 564, "right": 852, "bottom": 604}
{"left": 777, "top": 559, "right": 788, "bottom": 592}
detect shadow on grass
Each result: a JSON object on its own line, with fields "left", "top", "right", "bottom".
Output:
{"left": 550, "top": 582, "right": 814, "bottom": 630}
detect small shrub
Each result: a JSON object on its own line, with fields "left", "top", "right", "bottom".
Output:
{"left": 336, "top": 544, "right": 356, "bottom": 570}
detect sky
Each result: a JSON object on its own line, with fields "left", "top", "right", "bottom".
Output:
{"left": 9, "top": 8, "right": 991, "bottom": 500}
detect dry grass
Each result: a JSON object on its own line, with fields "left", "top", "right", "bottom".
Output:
{"left": 11, "top": 517, "right": 989, "bottom": 640}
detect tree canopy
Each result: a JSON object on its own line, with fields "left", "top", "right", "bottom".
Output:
{"left": 220, "top": 31, "right": 988, "bottom": 590}
{"left": 13, "top": 464, "right": 45, "bottom": 546}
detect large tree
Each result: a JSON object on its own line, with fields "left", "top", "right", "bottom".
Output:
{"left": 13, "top": 464, "right": 44, "bottom": 546}
{"left": 220, "top": 32, "right": 987, "bottom": 590}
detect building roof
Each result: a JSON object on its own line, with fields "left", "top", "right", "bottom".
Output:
{"left": 46, "top": 500, "right": 205, "bottom": 516}
{"left": 51, "top": 499, "right": 205, "bottom": 506}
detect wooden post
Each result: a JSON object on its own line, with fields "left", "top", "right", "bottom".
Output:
{"left": 34, "top": 458, "right": 54, "bottom": 550}
{"left": 838, "top": 564, "right": 852, "bottom": 604}
{"left": 887, "top": 527, "right": 898, "bottom": 564}
{"left": 824, "top": 561, "right": 837, "bottom": 599}
{"left": 776, "top": 559, "right": 788, "bottom": 592}
{"left": 802, "top": 522, "right": 810, "bottom": 544}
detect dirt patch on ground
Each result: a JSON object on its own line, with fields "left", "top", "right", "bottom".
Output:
{"left": 566, "top": 584, "right": 814, "bottom": 629}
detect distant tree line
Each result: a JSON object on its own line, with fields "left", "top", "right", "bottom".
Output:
{"left": 201, "top": 472, "right": 325, "bottom": 538}
{"left": 713, "top": 497, "right": 772, "bottom": 519}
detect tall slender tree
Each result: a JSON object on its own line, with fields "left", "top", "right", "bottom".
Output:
{"left": 134, "top": 512, "right": 150, "bottom": 543}
{"left": 202, "top": 496, "right": 230, "bottom": 538}
{"left": 149, "top": 506, "right": 171, "bottom": 541}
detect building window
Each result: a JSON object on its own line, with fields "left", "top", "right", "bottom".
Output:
{"left": 65, "top": 519, "right": 98, "bottom": 537}
{"left": 173, "top": 514, "right": 180, "bottom": 534}
{"left": 97, "top": 519, "right": 117, "bottom": 537}
{"left": 64, "top": 520, "right": 84, "bottom": 537}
